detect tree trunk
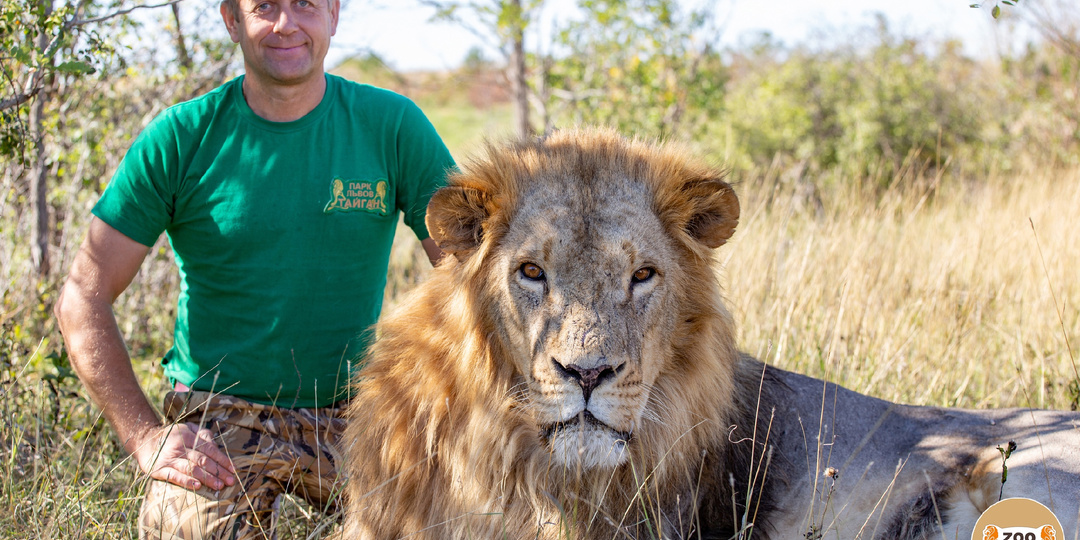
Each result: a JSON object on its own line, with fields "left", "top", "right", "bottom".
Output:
{"left": 30, "top": 0, "right": 54, "bottom": 278}
{"left": 171, "top": 3, "right": 192, "bottom": 70}
{"left": 535, "top": 55, "right": 553, "bottom": 134}
{"left": 508, "top": 0, "right": 531, "bottom": 139}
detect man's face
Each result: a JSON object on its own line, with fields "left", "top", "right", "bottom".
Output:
{"left": 221, "top": 0, "right": 340, "bottom": 88}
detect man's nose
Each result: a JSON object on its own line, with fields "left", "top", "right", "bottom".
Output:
{"left": 273, "top": 6, "right": 299, "bottom": 34}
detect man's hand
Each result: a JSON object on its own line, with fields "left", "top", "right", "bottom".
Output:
{"left": 133, "top": 422, "right": 237, "bottom": 491}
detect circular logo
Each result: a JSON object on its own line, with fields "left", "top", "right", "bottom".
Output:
{"left": 972, "top": 498, "right": 1064, "bottom": 540}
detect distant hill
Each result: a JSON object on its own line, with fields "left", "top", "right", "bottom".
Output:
{"left": 331, "top": 53, "right": 510, "bottom": 109}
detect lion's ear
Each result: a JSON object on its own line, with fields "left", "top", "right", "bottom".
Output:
{"left": 682, "top": 176, "right": 740, "bottom": 248}
{"left": 426, "top": 186, "right": 491, "bottom": 259}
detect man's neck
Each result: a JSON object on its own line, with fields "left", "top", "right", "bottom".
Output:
{"left": 241, "top": 71, "right": 328, "bottom": 123}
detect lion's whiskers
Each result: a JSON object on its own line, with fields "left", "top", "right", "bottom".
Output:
{"left": 641, "top": 383, "right": 674, "bottom": 425}
{"left": 506, "top": 381, "right": 532, "bottom": 403}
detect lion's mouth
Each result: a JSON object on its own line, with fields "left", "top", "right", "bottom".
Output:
{"left": 539, "top": 410, "right": 633, "bottom": 443}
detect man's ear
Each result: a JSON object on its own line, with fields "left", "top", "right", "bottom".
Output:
{"left": 220, "top": 2, "right": 241, "bottom": 43}
{"left": 329, "top": 0, "right": 340, "bottom": 36}
{"left": 425, "top": 186, "right": 492, "bottom": 260}
{"left": 680, "top": 176, "right": 740, "bottom": 249}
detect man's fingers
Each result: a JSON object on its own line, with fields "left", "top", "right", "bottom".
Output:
{"left": 152, "top": 465, "right": 202, "bottom": 491}
{"left": 181, "top": 452, "right": 230, "bottom": 490}
{"left": 192, "top": 427, "right": 237, "bottom": 477}
{"left": 152, "top": 453, "right": 231, "bottom": 491}
{"left": 185, "top": 448, "right": 236, "bottom": 488}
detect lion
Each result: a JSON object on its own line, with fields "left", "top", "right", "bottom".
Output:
{"left": 339, "top": 128, "right": 1080, "bottom": 539}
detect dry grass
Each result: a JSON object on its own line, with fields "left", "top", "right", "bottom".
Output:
{"left": 4, "top": 125, "right": 1078, "bottom": 536}
{"left": 723, "top": 166, "right": 1080, "bottom": 410}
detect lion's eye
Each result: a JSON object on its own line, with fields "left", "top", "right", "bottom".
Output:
{"left": 632, "top": 267, "right": 655, "bottom": 283}
{"left": 520, "top": 263, "right": 545, "bottom": 281}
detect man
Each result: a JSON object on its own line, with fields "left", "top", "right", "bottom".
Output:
{"left": 53, "top": 0, "right": 455, "bottom": 537}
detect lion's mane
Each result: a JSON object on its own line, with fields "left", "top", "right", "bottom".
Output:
{"left": 340, "top": 129, "right": 778, "bottom": 539}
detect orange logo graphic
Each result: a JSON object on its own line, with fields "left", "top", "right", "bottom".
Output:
{"left": 973, "top": 499, "right": 1063, "bottom": 540}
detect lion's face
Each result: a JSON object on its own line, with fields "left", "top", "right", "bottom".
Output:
{"left": 426, "top": 129, "right": 740, "bottom": 472}
{"left": 490, "top": 177, "right": 683, "bottom": 469}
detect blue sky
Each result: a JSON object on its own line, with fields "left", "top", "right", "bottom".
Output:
{"left": 328, "top": 0, "right": 1023, "bottom": 71}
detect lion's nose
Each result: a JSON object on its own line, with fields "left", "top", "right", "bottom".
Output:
{"left": 553, "top": 359, "right": 620, "bottom": 403}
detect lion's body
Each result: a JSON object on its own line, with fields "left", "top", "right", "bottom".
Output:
{"left": 340, "top": 129, "right": 1080, "bottom": 539}
{"left": 761, "top": 365, "right": 1079, "bottom": 539}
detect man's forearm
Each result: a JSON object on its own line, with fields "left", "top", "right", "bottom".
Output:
{"left": 55, "top": 287, "right": 162, "bottom": 455}
{"left": 54, "top": 218, "right": 235, "bottom": 490}
{"left": 57, "top": 287, "right": 236, "bottom": 490}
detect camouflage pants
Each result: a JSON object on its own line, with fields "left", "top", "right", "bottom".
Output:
{"left": 139, "top": 391, "right": 346, "bottom": 540}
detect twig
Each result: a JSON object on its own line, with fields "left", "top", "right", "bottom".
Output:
{"left": 996, "top": 441, "right": 1017, "bottom": 501}
{"left": 70, "top": 0, "right": 184, "bottom": 26}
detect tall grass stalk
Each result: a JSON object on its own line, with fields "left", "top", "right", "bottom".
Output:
{"left": 724, "top": 166, "right": 1080, "bottom": 410}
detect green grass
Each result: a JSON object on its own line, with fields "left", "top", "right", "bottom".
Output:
{"left": 420, "top": 99, "right": 515, "bottom": 159}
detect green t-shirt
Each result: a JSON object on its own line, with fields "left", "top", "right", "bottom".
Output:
{"left": 93, "top": 74, "right": 455, "bottom": 408}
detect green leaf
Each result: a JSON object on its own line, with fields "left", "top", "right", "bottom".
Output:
{"left": 992, "top": 4, "right": 1001, "bottom": 18}
{"left": 55, "top": 61, "right": 95, "bottom": 75}
{"left": 12, "top": 46, "right": 33, "bottom": 65}
{"left": 969, "top": 3, "right": 980, "bottom": 7}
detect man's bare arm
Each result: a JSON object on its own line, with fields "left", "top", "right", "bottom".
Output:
{"left": 55, "top": 217, "right": 235, "bottom": 490}
{"left": 421, "top": 237, "right": 444, "bottom": 267}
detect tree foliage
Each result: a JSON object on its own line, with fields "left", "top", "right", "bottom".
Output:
{"left": 543, "top": 0, "right": 724, "bottom": 140}
{"left": 719, "top": 19, "right": 984, "bottom": 181}
{"left": 0, "top": 0, "right": 124, "bottom": 161}
{"left": 2, "top": 0, "right": 236, "bottom": 167}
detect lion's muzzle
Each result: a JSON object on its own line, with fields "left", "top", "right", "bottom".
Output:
{"left": 551, "top": 357, "right": 626, "bottom": 403}
{"left": 534, "top": 353, "right": 643, "bottom": 469}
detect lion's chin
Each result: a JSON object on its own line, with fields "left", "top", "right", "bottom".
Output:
{"left": 541, "top": 412, "right": 632, "bottom": 470}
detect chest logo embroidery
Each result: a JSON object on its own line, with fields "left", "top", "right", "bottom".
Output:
{"left": 323, "top": 178, "right": 390, "bottom": 215}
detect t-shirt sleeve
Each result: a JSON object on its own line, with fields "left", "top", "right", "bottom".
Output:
{"left": 92, "top": 112, "right": 180, "bottom": 247}
{"left": 394, "top": 101, "right": 457, "bottom": 241}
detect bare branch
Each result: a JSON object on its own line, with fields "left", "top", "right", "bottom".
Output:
{"left": 0, "top": 88, "right": 41, "bottom": 112}
{"left": 549, "top": 87, "right": 607, "bottom": 101}
{"left": 171, "top": 3, "right": 193, "bottom": 70}
{"left": 71, "top": 0, "right": 183, "bottom": 26}
{"left": 1024, "top": 0, "right": 1080, "bottom": 58}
